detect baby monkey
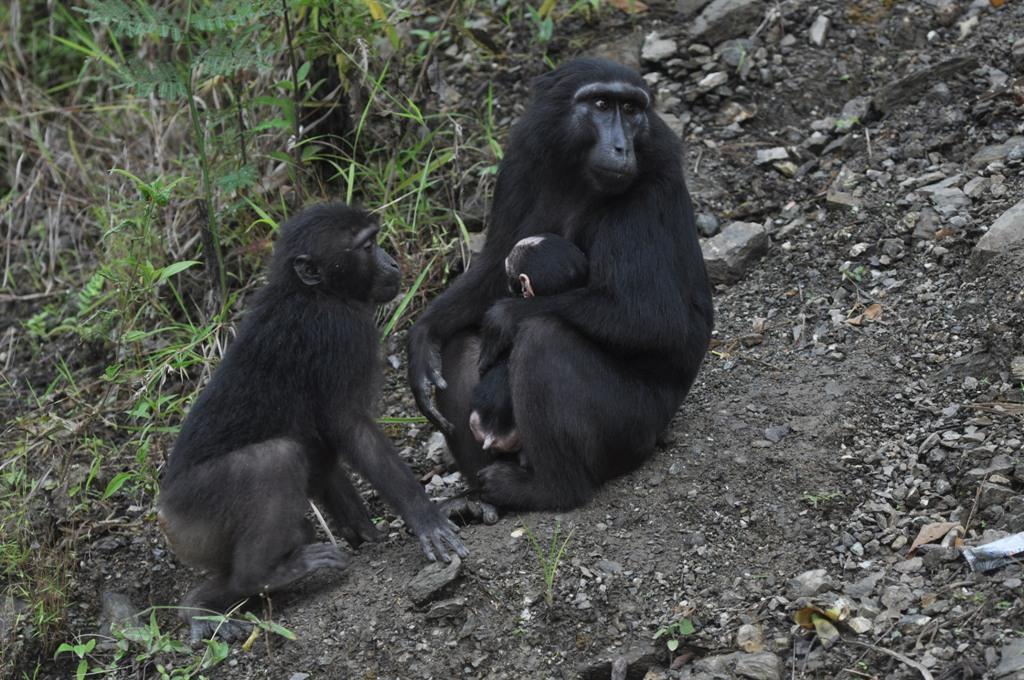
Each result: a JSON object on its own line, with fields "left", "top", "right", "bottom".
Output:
{"left": 468, "top": 234, "right": 589, "bottom": 454}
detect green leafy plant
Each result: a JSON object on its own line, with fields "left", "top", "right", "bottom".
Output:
{"left": 526, "top": 3, "right": 555, "bottom": 43}
{"left": 54, "top": 608, "right": 296, "bottom": 679}
{"left": 654, "top": 617, "right": 695, "bottom": 654}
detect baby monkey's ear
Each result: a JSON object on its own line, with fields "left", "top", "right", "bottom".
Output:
{"left": 519, "top": 273, "right": 535, "bottom": 298}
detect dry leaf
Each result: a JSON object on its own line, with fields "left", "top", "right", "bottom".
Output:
{"left": 864, "top": 303, "right": 883, "bottom": 320}
{"left": 991, "top": 0, "right": 1005, "bottom": 7}
{"left": 608, "top": 0, "right": 649, "bottom": 12}
{"left": 908, "top": 521, "right": 961, "bottom": 555}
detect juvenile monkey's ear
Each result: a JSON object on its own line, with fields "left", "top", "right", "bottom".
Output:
{"left": 293, "top": 255, "right": 322, "bottom": 286}
{"left": 519, "top": 273, "right": 535, "bottom": 298}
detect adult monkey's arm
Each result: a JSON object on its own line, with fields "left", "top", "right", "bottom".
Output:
{"left": 407, "top": 249, "right": 508, "bottom": 433}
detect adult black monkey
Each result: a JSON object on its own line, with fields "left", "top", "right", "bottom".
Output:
{"left": 159, "top": 203, "right": 467, "bottom": 642}
{"left": 407, "top": 58, "right": 713, "bottom": 516}
{"left": 469, "top": 234, "right": 589, "bottom": 453}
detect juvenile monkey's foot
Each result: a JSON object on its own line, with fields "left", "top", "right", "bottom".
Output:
{"left": 183, "top": 607, "right": 253, "bottom": 645}
{"left": 439, "top": 492, "right": 499, "bottom": 526}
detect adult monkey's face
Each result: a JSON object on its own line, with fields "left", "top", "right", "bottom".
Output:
{"left": 572, "top": 81, "right": 651, "bottom": 195}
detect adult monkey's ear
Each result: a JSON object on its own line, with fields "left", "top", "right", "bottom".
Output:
{"left": 293, "top": 255, "right": 322, "bottom": 286}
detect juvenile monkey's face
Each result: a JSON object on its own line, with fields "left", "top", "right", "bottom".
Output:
{"left": 317, "top": 221, "right": 401, "bottom": 303}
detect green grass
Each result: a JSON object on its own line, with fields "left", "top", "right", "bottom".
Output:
{"left": 522, "top": 521, "right": 576, "bottom": 607}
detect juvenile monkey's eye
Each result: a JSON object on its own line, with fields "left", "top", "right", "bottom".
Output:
{"left": 594, "top": 99, "right": 609, "bottom": 111}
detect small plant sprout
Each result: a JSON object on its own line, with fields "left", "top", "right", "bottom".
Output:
{"left": 802, "top": 491, "right": 841, "bottom": 508}
{"left": 654, "top": 617, "right": 695, "bottom": 654}
{"left": 522, "top": 521, "right": 575, "bottom": 607}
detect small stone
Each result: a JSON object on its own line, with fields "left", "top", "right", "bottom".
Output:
{"left": 717, "top": 38, "right": 753, "bottom": 68}
{"left": 696, "top": 212, "right": 720, "bottom": 237}
{"left": 970, "top": 137, "right": 1024, "bottom": 169}
{"left": 895, "top": 557, "right": 923, "bottom": 573}
{"left": 764, "top": 424, "right": 791, "bottom": 443}
{"left": 642, "top": 32, "right": 678, "bottom": 62}
{"left": 930, "top": 187, "right": 970, "bottom": 216}
{"left": 837, "top": 97, "right": 872, "bottom": 130}
{"left": 734, "top": 651, "right": 783, "bottom": 680}
{"left": 690, "top": 0, "right": 767, "bottom": 45}
{"left": 698, "top": 71, "right": 729, "bottom": 91}
{"left": 963, "top": 177, "right": 990, "bottom": 198}
{"left": 978, "top": 482, "right": 1016, "bottom": 509}
{"left": 737, "top": 623, "right": 765, "bottom": 653}
{"left": 425, "top": 597, "right": 466, "bottom": 620}
{"left": 898, "top": 614, "right": 932, "bottom": 634}
{"left": 974, "top": 197, "right": 1024, "bottom": 260}
{"left": 872, "top": 56, "right": 978, "bottom": 112}
{"left": 98, "top": 591, "right": 141, "bottom": 637}
{"left": 786, "top": 569, "right": 832, "bottom": 598}
{"left": 425, "top": 431, "right": 448, "bottom": 463}
{"left": 826, "top": 192, "right": 863, "bottom": 210}
{"left": 701, "top": 221, "right": 770, "bottom": 285}
{"left": 809, "top": 15, "right": 829, "bottom": 46}
{"left": 847, "top": 617, "right": 872, "bottom": 634}
{"left": 407, "top": 555, "right": 462, "bottom": 606}
{"left": 0, "top": 596, "right": 27, "bottom": 641}
{"left": 678, "top": 0, "right": 712, "bottom": 16}
{"left": 994, "top": 638, "right": 1024, "bottom": 677}
{"left": 288, "top": 674, "right": 311, "bottom": 680}
{"left": 754, "top": 147, "right": 789, "bottom": 165}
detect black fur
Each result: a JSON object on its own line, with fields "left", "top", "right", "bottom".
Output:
{"left": 159, "top": 203, "right": 467, "bottom": 642}
{"left": 407, "top": 58, "right": 713, "bottom": 512}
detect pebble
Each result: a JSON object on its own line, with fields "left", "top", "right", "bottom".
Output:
{"left": 786, "top": 569, "right": 832, "bottom": 598}
{"left": 407, "top": 555, "right": 462, "bottom": 606}
{"left": 642, "top": 32, "right": 678, "bottom": 62}
{"left": 809, "top": 15, "right": 829, "bottom": 46}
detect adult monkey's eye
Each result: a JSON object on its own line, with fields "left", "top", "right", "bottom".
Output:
{"left": 594, "top": 99, "right": 609, "bottom": 111}
{"left": 623, "top": 101, "right": 637, "bottom": 115}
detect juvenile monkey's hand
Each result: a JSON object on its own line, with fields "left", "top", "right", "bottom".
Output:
{"left": 478, "top": 300, "right": 518, "bottom": 374}
{"left": 414, "top": 513, "right": 470, "bottom": 563}
{"left": 407, "top": 324, "right": 453, "bottom": 435}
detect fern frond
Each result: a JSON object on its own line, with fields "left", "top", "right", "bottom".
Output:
{"left": 127, "top": 61, "right": 187, "bottom": 100}
{"left": 191, "top": 0, "right": 280, "bottom": 32}
{"left": 197, "top": 36, "right": 271, "bottom": 78}
{"left": 79, "top": 0, "right": 181, "bottom": 40}
{"left": 76, "top": 270, "right": 108, "bottom": 315}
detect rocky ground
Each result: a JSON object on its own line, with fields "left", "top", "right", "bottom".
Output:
{"left": 25, "top": 0, "right": 1024, "bottom": 678}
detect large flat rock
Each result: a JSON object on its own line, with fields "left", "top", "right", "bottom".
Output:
{"left": 689, "top": 0, "right": 766, "bottom": 46}
{"left": 973, "top": 197, "right": 1024, "bottom": 260}
{"left": 701, "top": 221, "right": 769, "bottom": 284}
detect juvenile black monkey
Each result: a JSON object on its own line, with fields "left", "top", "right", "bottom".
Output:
{"left": 159, "top": 203, "right": 467, "bottom": 642}
{"left": 468, "top": 234, "right": 588, "bottom": 453}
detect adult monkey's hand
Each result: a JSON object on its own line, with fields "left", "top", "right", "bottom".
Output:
{"left": 407, "top": 324, "right": 453, "bottom": 435}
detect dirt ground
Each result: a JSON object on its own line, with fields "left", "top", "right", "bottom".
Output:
{"left": 20, "top": 0, "right": 1024, "bottom": 678}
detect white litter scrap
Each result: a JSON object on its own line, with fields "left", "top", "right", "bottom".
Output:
{"left": 962, "top": 532, "right": 1024, "bottom": 572}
